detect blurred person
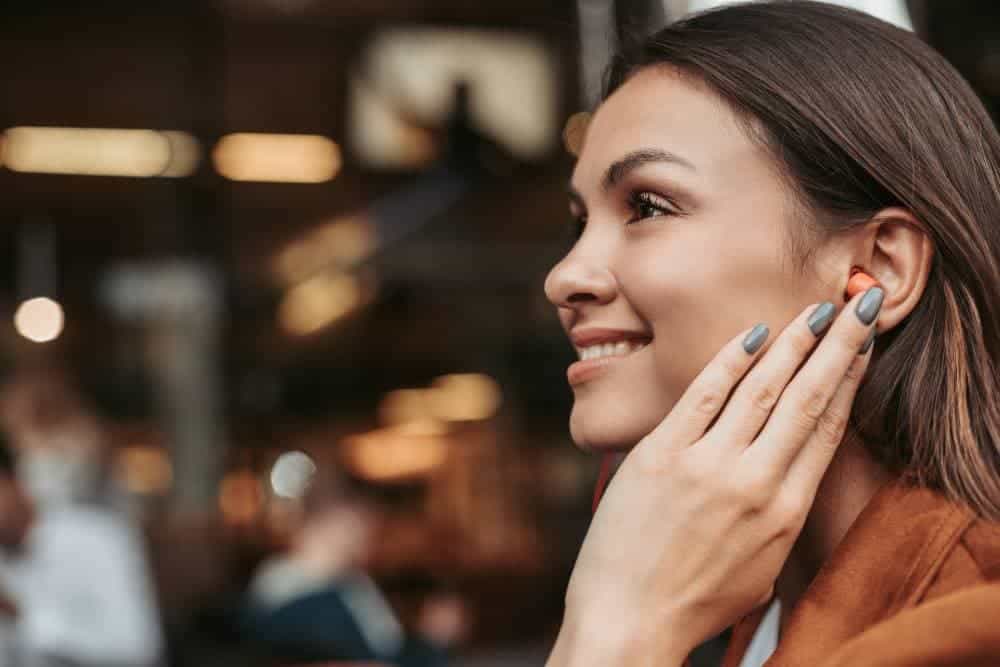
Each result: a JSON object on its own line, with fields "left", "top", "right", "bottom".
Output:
{"left": 544, "top": 2, "right": 1000, "bottom": 666}
{"left": 0, "top": 369, "right": 107, "bottom": 509}
{"left": 0, "top": 436, "right": 33, "bottom": 665}
{"left": 0, "top": 369, "right": 163, "bottom": 667}
{"left": 244, "top": 468, "right": 462, "bottom": 666}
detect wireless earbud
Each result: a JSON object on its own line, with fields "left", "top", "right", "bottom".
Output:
{"left": 845, "top": 267, "right": 879, "bottom": 301}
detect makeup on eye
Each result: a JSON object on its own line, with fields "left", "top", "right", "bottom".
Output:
{"left": 626, "top": 190, "right": 681, "bottom": 223}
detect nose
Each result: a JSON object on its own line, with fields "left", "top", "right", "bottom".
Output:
{"left": 544, "top": 247, "right": 617, "bottom": 310}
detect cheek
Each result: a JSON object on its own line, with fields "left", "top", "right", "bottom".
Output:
{"left": 617, "top": 223, "right": 801, "bottom": 397}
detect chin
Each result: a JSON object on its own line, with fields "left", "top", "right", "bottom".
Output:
{"left": 568, "top": 405, "right": 660, "bottom": 453}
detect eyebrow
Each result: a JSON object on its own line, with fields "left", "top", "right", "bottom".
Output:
{"left": 567, "top": 148, "right": 696, "bottom": 207}
{"left": 602, "top": 148, "right": 695, "bottom": 190}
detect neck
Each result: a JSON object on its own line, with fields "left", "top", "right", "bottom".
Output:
{"left": 776, "top": 430, "right": 893, "bottom": 622}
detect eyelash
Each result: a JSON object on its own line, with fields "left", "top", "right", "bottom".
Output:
{"left": 568, "top": 191, "right": 681, "bottom": 240}
{"left": 626, "top": 190, "right": 680, "bottom": 224}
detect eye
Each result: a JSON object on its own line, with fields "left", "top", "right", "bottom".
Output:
{"left": 627, "top": 191, "right": 680, "bottom": 224}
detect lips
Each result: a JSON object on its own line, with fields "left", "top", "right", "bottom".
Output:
{"left": 567, "top": 328, "right": 652, "bottom": 386}
{"left": 570, "top": 328, "right": 652, "bottom": 348}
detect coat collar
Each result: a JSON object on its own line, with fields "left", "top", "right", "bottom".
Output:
{"left": 722, "top": 479, "right": 975, "bottom": 666}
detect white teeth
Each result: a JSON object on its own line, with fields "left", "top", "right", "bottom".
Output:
{"left": 576, "top": 340, "right": 648, "bottom": 361}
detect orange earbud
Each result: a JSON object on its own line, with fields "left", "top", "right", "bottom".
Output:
{"left": 845, "top": 267, "right": 879, "bottom": 301}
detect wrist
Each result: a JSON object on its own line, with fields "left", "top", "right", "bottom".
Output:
{"left": 547, "top": 605, "right": 693, "bottom": 667}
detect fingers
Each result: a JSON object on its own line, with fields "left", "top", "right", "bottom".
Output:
{"left": 705, "top": 302, "right": 833, "bottom": 448}
{"left": 643, "top": 322, "right": 771, "bottom": 450}
{"left": 748, "top": 286, "right": 883, "bottom": 476}
{"left": 784, "top": 342, "right": 872, "bottom": 500}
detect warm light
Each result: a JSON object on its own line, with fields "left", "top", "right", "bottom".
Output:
{"left": 160, "top": 131, "right": 203, "bottom": 177}
{"left": 213, "top": 133, "right": 341, "bottom": 183}
{"left": 116, "top": 446, "right": 173, "bottom": 495}
{"left": 273, "top": 216, "right": 375, "bottom": 285}
{"left": 1, "top": 126, "right": 200, "bottom": 177}
{"left": 378, "top": 389, "right": 431, "bottom": 426}
{"left": 562, "top": 112, "right": 590, "bottom": 157}
{"left": 278, "top": 271, "right": 361, "bottom": 336}
{"left": 14, "top": 297, "right": 64, "bottom": 343}
{"left": 270, "top": 451, "right": 316, "bottom": 499}
{"left": 396, "top": 418, "right": 449, "bottom": 437}
{"left": 345, "top": 425, "right": 449, "bottom": 482}
{"left": 348, "top": 74, "right": 439, "bottom": 168}
{"left": 219, "top": 471, "right": 263, "bottom": 524}
{"left": 377, "top": 374, "right": 501, "bottom": 426}
{"left": 427, "top": 373, "right": 502, "bottom": 421}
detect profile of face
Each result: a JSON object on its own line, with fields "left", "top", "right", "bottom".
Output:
{"left": 545, "top": 68, "right": 843, "bottom": 452}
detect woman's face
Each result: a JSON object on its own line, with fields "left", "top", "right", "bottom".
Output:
{"left": 545, "top": 68, "right": 837, "bottom": 452}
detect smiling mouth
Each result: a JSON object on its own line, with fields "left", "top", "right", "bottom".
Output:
{"left": 575, "top": 339, "right": 649, "bottom": 361}
{"left": 567, "top": 335, "right": 652, "bottom": 386}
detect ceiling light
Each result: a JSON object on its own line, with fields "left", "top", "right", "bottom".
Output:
{"left": 213, "top": 132, "right": 341, "bottom": 183}
{"left": 1, "top": 126, "right": 199, "bottom": 177}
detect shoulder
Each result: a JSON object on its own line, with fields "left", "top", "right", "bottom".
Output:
{"left": 822, "top": 583, "right": 1000, "bottom": 666}
{"left": 921, "top": 512, "right": 1000, "bottom": 602}
{"left": 957, "top": 516, "right": 1000, "bottom": 580}
{"left": 825, "top": 507, "right": 1000, "bottom": 665}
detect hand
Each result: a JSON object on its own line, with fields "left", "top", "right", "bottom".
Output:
{"left": 549, "top": 287, "right": 883, "bottom": 667}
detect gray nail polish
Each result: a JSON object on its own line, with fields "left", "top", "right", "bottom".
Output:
{"left": 855, "top": 286, "right": 885, "bottom": 325}
{"left": 807, "top": 302, "right": 837, "bottom": 336}
{"left": 859, "top": 329, "right": 876, "bottom": 354}
{"left": 742, "top": 323, "right": 769, "bottom": 354}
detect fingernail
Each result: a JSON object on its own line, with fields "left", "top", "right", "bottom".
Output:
{"left": 807, "top": 302, "right": 837, "bottom": 336}
{"left": 742, "top": 323, "right": 769, "bottom": 354}
{"left": 859, "top": 329, "right": 876, "bottom": 354}
{"left": 855, "top": 286, "right": 884, "bottom": 325}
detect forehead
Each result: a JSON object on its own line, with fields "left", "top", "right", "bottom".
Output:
{"left": 573, "top": 67, "right": 770, "bottom": 189}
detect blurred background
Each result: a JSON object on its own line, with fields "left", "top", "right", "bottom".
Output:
{"left": 0, "top": 1, "right": 995, "bottom": 665}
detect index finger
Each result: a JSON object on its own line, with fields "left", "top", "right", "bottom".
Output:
{"left": 640, "top": 321, "right": 772, "bottom": 451}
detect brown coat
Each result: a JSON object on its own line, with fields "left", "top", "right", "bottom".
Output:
{"left": 721, "top": 480, "right": 1000, "bottom": 666}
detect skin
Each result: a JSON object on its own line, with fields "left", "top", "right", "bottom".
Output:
{"left": 0, "top": 474, "right": 32, "bottom": 552}
{"left": 0, "top": 473, "right": 32, "bottom": 618}
{"left": 544, "top": 67, "right": 934, "bottom": 664}
{"left": 293, "top": 503, "right": 377, "bottom": 579}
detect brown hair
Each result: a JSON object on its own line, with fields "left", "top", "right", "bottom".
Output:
{"left": 604, "top": 1, "right": 1000, "bottom": 519}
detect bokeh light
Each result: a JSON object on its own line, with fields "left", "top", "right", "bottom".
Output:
{"left": 270, "top": 451, "right": 316, "bottom": 499}
{"left": 213, "top": 133, "right": 341, "bottom": 183}
{"left": 14, "top": 297, "right": 64, "bottom": 343}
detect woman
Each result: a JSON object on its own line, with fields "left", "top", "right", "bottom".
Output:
{"left": 544, "top": 2, "right": 1000, "bottom": 665}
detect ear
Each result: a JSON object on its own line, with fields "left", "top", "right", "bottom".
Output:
{"left": 843, "top": 207, "right": 934, "bottom": 334}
